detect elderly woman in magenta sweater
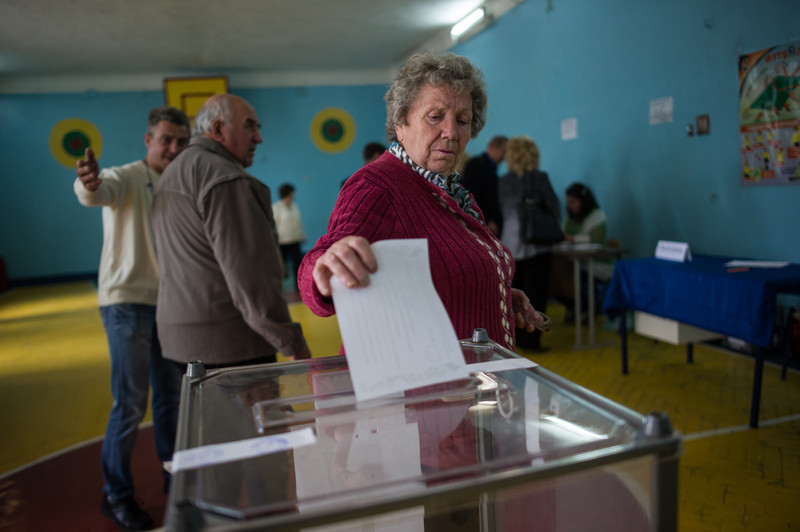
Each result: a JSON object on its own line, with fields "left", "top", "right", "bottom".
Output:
{"left": 298, "top": 52, "right": 543, "bottom": 350}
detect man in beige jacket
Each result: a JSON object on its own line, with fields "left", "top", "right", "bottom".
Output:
{"left": 74, "top": 106, "right": 190, "bottom": 531}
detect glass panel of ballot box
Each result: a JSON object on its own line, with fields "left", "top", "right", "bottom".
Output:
{"left": 166, "top": 332, "right": 681, "bottom": 531}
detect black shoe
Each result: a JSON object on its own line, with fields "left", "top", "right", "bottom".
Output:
{"left": 101, "top": 495, "right": 155, "bottom": 531}
{"left": 162, "top": 463, "right": 173, "bottom": 494}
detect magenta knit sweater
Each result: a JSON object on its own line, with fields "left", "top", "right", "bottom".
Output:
{"left": 298, "top": 152, "right": 517, "bottom": 350}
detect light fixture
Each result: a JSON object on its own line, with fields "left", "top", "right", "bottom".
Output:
{"left": 450, "top": 7, "right": 485, "bottom": 40}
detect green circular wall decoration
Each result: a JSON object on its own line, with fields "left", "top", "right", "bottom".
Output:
{"left": 310, "top": 108, "right": 355, "bottom": 153}
{"left": 50, "top": 118, "right": 103, "bottom": 167}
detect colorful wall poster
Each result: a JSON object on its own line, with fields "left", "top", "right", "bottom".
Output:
{"left": 739, "top": 40, "right": 800, "bottom": 185}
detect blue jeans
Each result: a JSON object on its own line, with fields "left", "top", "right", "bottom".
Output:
{"left": 99, "top": 304, "right": 182, "bottom": 500}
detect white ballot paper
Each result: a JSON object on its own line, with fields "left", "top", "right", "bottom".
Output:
{"left": 331, "top": 239, "right": 470, "bottom": 402}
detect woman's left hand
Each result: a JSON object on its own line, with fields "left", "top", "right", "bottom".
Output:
{"left": 511, "top": 288, "right": 545, "bottom": 332}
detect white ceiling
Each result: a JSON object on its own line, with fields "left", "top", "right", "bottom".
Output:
{"left": 0, "top": 0, "right": 522, "bottom": 93}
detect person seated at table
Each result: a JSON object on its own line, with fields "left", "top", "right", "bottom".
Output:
{"left": 561, "top": 182, "right": 614, "bottom": 320}
{"left": 562, "top": 182, "right": 606, "bottom": 246}
{"left": 297, "top": 51, "right": 545, "bottom": 352}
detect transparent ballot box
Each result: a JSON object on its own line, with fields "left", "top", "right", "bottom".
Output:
{"left": 166, "top": 331, "right": 681, "bottom": 531}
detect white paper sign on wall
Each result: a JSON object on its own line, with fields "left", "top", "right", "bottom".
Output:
{"left": 561, "top": 117, "right": 577, "bottom": 140}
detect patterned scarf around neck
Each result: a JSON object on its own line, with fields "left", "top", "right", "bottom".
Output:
{"left": 389, "top": 142, "right": 483, "bottom": 224}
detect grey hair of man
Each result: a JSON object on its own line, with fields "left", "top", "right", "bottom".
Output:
{"left": 384, "top": 52, "right": 488, "bottom": 143}
{"left": 192, "top": 95, "right": 235, "bottom": 136}
{"left": 147, "top": 106, "right": 190, "bottom": 134}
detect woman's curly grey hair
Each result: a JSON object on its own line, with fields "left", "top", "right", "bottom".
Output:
{"left": 384, "top": 52, "right": 488, "bottom": 143}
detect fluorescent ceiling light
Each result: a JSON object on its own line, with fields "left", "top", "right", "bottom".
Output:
{"left": 451, "top": 7, "right": 485, "bottom": 39}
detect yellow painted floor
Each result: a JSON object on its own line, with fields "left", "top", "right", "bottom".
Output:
{"left": 1, "top": 281, "right": 799, "bottom": 530}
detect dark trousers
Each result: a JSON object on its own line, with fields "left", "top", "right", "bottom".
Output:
{"left": 279, "top": 242, "right": 303, "bottom": 286}
{"left": 99, "top": 304, "right": 182, "bottom": 500}
{"left": 513, "top": 253, "right": 552, "bottom": 349}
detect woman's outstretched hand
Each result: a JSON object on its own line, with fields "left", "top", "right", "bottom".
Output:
{"left": 312, "top": 236, "right": 378, "bottom": 297}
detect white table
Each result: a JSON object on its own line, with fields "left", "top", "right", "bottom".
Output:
{"left": 551, "top": 243, "right": 623, "bottom": 349}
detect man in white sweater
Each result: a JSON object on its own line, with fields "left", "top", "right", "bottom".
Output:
{"left": 74, "top": 106, "right": 189, "bottom": 532}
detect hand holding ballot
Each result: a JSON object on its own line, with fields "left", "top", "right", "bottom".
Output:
{"left": 311, "top": 235, "right": 378, "bottom": 296}
{"left": 320, "top": 239, "right": 550, "bottom": 401}
{"left": 310, "top": 236, "right": 546, "bottom": 336}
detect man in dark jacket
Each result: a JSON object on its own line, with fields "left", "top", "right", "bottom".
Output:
{"left": 153, "top": 94, "right": 311, "bottom": 368}
{"left": 460, "top": 135, "right": 507, "bottom": 237}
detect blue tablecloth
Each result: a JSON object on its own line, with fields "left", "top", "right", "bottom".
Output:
{"left": 603, "top": 255, "right": 800, "bottom": 347}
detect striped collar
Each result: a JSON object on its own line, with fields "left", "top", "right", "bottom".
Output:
{"left": 389, "top": 142, "right": 482, "bottom": 223}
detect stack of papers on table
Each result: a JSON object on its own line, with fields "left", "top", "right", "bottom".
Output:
{"left": 724, "top": 260, "right": 789, "bottom": 269}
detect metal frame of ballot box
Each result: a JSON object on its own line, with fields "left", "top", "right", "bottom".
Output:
{"left": 166, "top": 330, "right": 682, "bottom": 532}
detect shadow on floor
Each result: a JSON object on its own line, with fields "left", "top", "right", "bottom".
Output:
{"left": 1, "top": 426, "right": 167, "bottom": 532}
